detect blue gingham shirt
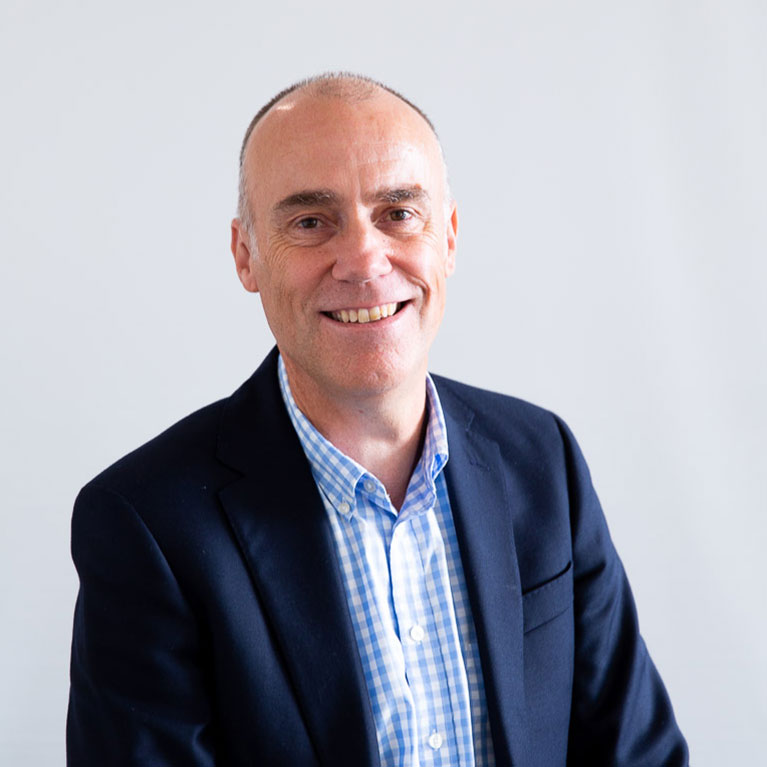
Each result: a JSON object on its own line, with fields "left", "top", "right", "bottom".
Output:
{"left": 278, "top": 357, "right": 494, "bottom": 767}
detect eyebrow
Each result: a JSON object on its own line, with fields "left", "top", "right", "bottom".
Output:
{"left": 272, "top": 189, "right": 340, "bottom": 216}
{"left": 373, "top": 186, "right": 431, "bottom": 205}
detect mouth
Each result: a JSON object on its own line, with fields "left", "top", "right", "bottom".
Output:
{"left": 323, "top": 301, "right": 406, "bottom": 324}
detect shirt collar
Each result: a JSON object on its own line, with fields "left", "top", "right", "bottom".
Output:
{"left": 277, "top": 355, "right": 449, "bottom": 517}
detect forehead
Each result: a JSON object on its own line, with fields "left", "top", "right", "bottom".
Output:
{"left": 245, "top": 92, "right": 443, "bottom": 202}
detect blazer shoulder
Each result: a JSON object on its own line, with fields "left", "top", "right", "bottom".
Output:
{"left": 432, "top": 373, "right": 569, "bottom": 451}
{"left": 80, "top": 396, "right": 232, "bottom": 504}
{"left": 77, "top": 350, "right": 283, "bottom": 510}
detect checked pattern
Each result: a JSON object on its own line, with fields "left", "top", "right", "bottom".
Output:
{"left": 279, "top": 357, "right": 494, "bottom": 767}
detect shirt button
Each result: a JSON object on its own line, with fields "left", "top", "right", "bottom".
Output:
{"left": 409, "top": 624, "right": 425, "bottom": 643}
{"left": 428, "top": 731, "right": 443, "bottom": 750}
{"left": 338, "top": 502, "right": 351, "bottom": 515}
{"left": 363, "top": 479, "right": 376, "bottom": 493}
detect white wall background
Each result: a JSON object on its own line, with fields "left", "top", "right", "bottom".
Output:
{"left": 2, "top": 1, "right": 765, "bottom": 763}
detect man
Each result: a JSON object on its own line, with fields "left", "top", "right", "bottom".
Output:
{"left": 67, "top": 74, "right": 688, "bottom": 766}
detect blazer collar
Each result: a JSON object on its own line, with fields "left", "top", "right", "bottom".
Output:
{"left": 436, "top": 378, "right": 528, "bottom": 767}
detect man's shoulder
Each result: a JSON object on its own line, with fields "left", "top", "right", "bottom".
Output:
{"left": 81, "top": 349, "right": 283, "bottom": 502}
{"left": 432, "top": 372, "right": 566, "bottom": 447}
{"left": 433, "top": 373, "right": 552, "bottom": 417}
{"left": 81, "top": 396, "right": 232, "bottom": 503}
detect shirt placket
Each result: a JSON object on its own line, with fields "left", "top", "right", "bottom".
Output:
{"left": 390, "top": 498, "right": 463, "bottom": 766}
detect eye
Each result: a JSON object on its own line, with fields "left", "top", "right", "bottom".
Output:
{"left": 297, "top": 217, "right": 321, "bottom": 229}
{"left": 388, "top": 209, "right": 412, "bottom": 222}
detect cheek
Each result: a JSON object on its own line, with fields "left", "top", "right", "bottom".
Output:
{"left": 410, "top": 244, "right": 451, "bottom": 291}
{"left": 256, "top": 248, "right": 326, "bottom": 312}
{"left": 258, "top": 234, "right": 293, "bottom": 271}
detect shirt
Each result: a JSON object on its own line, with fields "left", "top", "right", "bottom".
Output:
{"left": 278, "top": 356, "right": 494, "bottom": 767}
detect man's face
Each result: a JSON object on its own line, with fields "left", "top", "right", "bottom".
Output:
{"left": 232, "top": 90, "right": 457, "bottom": 404}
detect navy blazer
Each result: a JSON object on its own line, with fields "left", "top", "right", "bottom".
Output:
{"left": 67, "top": 348, "right": 688, "bottom": 766}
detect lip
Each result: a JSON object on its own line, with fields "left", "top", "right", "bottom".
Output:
{"left": 320, "top": 300, "right": 411, "bottom": 327}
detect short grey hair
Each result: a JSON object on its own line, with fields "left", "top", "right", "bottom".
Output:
{"left": 236, "top": 72, "right": 451, "bottom": 239}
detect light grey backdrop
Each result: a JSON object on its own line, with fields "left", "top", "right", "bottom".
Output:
{"left": 2, "top": 1, "right": 765, "bottom": 764}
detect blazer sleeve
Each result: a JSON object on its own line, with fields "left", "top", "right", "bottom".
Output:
{"left": 555, "top": 417, "right": 690, "bottom": 766}
{"left": 67, "top": 481, "right": 216, "bottom": 766}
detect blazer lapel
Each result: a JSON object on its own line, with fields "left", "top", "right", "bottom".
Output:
{"left": 216, "top": 350, "right": 379, "bottom": 767}
{"left": 439, "top": 382, "right": 529, "bottom": 767}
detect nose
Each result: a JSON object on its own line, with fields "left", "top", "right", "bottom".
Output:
{"left": 331, "top": 215, "right": 392, "bottom": 283}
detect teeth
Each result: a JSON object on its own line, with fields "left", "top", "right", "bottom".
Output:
{"left": 330, "top": 302, "right": 401, "bottom": 324}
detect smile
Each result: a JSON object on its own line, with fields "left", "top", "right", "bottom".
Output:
{"left": 326, "top": 302, "right": 402, "bottom": 324}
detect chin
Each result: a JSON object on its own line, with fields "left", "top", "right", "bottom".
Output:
{"left": 325, "top": 353, "right": 419, "bottom": 397}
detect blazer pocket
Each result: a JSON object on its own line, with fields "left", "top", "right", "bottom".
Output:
{"left": 522, "top": 561, "right": 573, "bottom": 634}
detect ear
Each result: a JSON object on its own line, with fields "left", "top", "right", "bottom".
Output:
{"left": 230, "top": 218, "right": 259, "bottom": 293}
{"left": 444, "top": 201, "right": 458, "bottom": 277}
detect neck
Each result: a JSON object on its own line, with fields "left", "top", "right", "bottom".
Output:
{"left": 284, "top": 360, "right": 428, "bottom": 510}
